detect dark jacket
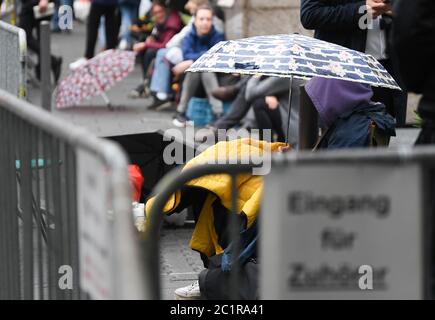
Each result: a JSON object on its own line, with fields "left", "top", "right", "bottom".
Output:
{"left": 301, "top": 0, "right": 367, "bottom": 52}
{"left": 92, "top": 0, "right": 118, "bottom": 6}
{"left": 300, "top": 0, "right": 407, "bottom": 126}
{"left": 392, "top": 0, "right": 435, "bottom": 116}
{"left": 300, "top": 0, "right": 395, "bottom": 55}
{"left": 146, "top": 10, "right": 183, "bottom": 50}
{"left": 182, "top": 25, "right": 224, "bottom": 61}
{"left": 19, "top": 0, "right": 53, "bottom": 16}
{"left": 118, "top": 0, "right": 141, "bottom": 5}
{"left": 318, "top": 103, "right": 396, "bottom": 149}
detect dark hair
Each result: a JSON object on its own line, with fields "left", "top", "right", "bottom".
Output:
{"left": 194, "top": 4, "right": 214, "bottom": 17}
{"left": 152, "top": 0, "right": 167, "bottom": 9}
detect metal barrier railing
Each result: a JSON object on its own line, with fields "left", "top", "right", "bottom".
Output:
{"left": 0, "top": 89, "right": 147, "bottom": 300}
{"left": 145, "top": 163, "right": 257, "bottom": 300}
{"left": 0, "top": 19, "right": 26, "bottom": 98}
{"left": 146, "top": 145, "right": 435, "bottom": 300}
{"left": 0, "top": 0, "right": 17, "bottom": 25}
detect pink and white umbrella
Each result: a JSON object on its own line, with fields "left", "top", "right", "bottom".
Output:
{"left": 55, "top": 49, "right": 136, "bottom": 109}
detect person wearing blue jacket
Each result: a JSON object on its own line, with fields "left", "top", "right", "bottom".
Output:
{"left": 172, "top": 4, "right": 224, "bottom": 127}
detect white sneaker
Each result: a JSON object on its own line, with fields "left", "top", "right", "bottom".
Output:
{"left": 69, "top": 57, "right": 88, "bottom": 71}
{"left": 174, "top": 280, "right": 201, "bottom": 300}
{"left": 132, "top": 202, "right": 146, "bottom": 232}
{"left": 118, "top": 39, "right": 128, "bottom": 50}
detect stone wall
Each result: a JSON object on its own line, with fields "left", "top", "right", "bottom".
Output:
{"left": 223, "top": 0, "right": 312, "bottom": 40}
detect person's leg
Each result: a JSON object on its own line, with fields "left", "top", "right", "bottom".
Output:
{"left": 150, "top": 49, "right": 172, "bottom": 96}
{"left": 119, "top": 3, "right": 136, "bottom": 47}
{"left": 177, "top": 73, "right": 201, "bottom": 114}
{"left": 103, "top": 5, "right": 118, "bottom": 50}
{"left": 214, "top": 81, "right": 250, "bottom": 129}
{"left": 19, "top": 13, "right": 40, "bottom": 57}
{"left": 252, "top": 98, "right": 274, "bottom": 141}
{"left": 141, "top": 48, "right": 159, "bottom": 79}
{"left": 374, "top": 59, "right": 408, "bottom": 126}
{"left": 201, "top": 73, "right": 223, "bottom": 116}
{"left": 84, "top": 3, "right": 103, "bottom": 59}
{"left": 268, "top": 106, "right": 285, "bottom": 142}
{"left": 51, "top": 0, "right": 61, "bottom": 31}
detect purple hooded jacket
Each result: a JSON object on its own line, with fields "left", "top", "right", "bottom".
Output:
{"left": 305, "top": 77, "right": 374, "bottom": 128}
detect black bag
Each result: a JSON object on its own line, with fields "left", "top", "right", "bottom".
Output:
{"left": 198, "top": 254, "right": 258, "bottom": 300}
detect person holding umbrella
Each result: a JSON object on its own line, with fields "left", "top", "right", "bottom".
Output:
{"left": 300, "top": 0, "right": 408, "bottom": 126}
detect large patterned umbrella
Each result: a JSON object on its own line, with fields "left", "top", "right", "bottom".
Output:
{"left": 188, "top": 34, "right": 400, "bottom": 90}
{"left": 55, "top": 49, "right": 136, "bottom": 109}
{"left": 188, "top": 34, "right": 401, "bottom": 145}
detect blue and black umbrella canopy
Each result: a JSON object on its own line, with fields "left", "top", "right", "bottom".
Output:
{"left": 188, "top": 34, "right": 401, "bottom": 91}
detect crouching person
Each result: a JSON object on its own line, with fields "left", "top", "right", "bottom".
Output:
{"left": 304, "top": 77, "right": 396, "bottom": 149}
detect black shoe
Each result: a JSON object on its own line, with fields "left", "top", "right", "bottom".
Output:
{"left": 147, "top": 96, "right": 171, "bottom": 110}
{"left": 52, "top": 56, "right": 63, "bottom": 84}
{"left": 172, "top": 112, "right": 189, "bottom": 128}
{"left": 128, "top": 83, "right": 146, "bottom": 99}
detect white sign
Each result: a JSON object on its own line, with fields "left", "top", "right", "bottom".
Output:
{"left": 77, "top": 149, "right": 113, "bottom": 300}
{"left": 261, "top": 163, "right": 423, "bottom": 299}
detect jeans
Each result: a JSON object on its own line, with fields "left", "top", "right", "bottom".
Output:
{"left": 51, "top": 0, "right": 74, "bottom": 30}
{"left": 150, "top": 49, "right": 171, "bottom": 95}
{"left": 119, "top": 2, "right": 138, "bottom": 46}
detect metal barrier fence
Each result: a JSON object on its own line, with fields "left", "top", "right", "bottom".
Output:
{"left": 145, "top": 163, "right": 257, "bottom": 300}
{"left": 0, "top": 20, "right": 26, "bottom": 98}
{"left": 0, "top": 89, "right": 146, "bottom": 300}
{"left": 146, "top": 146, "right": 435, "bottom": 300}
{"left": 0, "top": 0, "right": 16, "bottom": 25}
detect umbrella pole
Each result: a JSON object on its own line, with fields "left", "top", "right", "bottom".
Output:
{"left": 88, "top": 67, "right": 112, "bottom": 108}
{"left": 285, "top": 76, "right": 294, "bottom": 146}
{"left": 99, "top": 91, "right": 111, "bottom": 108}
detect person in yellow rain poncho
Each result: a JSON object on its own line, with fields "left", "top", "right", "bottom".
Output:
{"left": 144, "top": 138, "right": 286, "bottom": 299}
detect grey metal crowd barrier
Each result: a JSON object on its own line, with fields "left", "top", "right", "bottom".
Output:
{"left": 146, "top": 144, "right": 435, "bottom": 300}
{"left": 0, "top": 0, "right": 16, "bottom": 25}
{"left": 146, "top": 163, "right": 257, "bottom": 300}
{"left": 0, "top": 89, "right": 147, "bottom": 300}
{"left": 0, "top": 19, "right": 26, "bottom": 98}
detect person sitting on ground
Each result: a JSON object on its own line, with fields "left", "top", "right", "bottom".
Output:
{"left": 128, "top": 0, "right": 183, "bottom": 99}
{"left": 147, "top": 0, "right": 224, "bottom": 107}
{"left": 172, "top": 4, "right": 224, "bottom": 128}
{"left": 195, "top": 76, "right": 302, "bottom": 147}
